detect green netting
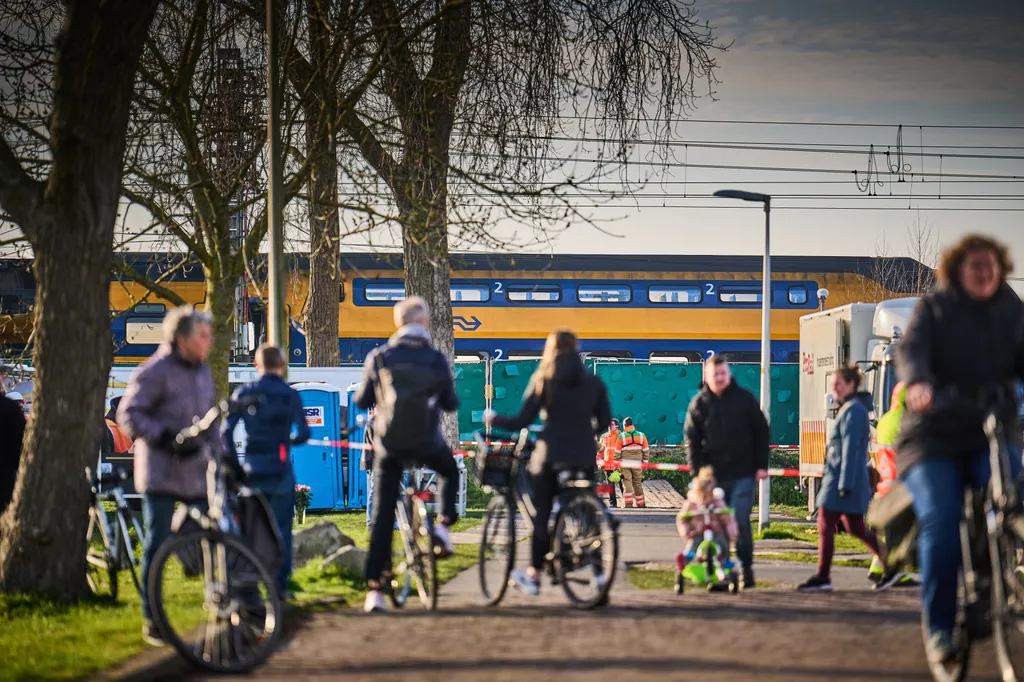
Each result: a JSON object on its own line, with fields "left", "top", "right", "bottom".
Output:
{"left": 488, "top": 360, "right": 541, "bottom": 431}
{"left": 594, "top": 363, "right": 702, "bottom": 445}
{"left": 453, "top": 362, "right": 486, "bottom": 442}
{"left": 729, "top": 364, "right": 800, "bottom": 446}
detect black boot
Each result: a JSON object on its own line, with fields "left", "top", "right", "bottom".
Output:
{"left": 741, "top": 567, "right": 756, "bottom": 590}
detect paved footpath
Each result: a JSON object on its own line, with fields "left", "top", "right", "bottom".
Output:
{"left": 107, "top": 510, "right": 1007, "bottom": 682}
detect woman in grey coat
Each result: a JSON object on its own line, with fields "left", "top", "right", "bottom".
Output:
{"left": 117, "top": 306, "right": 217, "bottom": 646}
{"left": 797, "top": 364, "right": 898, "bottom": 593}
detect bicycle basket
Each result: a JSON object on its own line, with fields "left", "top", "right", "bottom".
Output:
{"left": 473, "top": 443, "right": 517, "bottom": 488}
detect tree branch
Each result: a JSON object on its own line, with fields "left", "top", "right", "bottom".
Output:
{"left": 114, "top": 259, "right": 190, "bottom": 307}
{"left": 0, "top": 136, "right": 46, "bottom": 243}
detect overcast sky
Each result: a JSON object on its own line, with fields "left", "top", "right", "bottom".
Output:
{"left": 346, "top": 0, "right": 1024, "bottom": 280}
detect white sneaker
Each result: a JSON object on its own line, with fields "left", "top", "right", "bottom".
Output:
{"left": 433, "top": 524, "right": 456, "bottom": 556}
{"left": 363, "top": 590, "right": 388, "bottom": 613}
{"left": 510, "top": 568, "right": 540, "bottom": 596}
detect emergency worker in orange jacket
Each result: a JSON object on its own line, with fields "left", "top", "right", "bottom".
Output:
{"left": 616, "top": 417, "right": 649, "bottom": 507}
{"left": 597, "top": 418, "right": 622, "bottom": 507}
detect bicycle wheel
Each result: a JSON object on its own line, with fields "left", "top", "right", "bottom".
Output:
{"left": 409, "top": 498, "right": 438, "bottom": 610}
{"left": 148, "top": 531, "right": 284, "bottom": 673}
{"left": 479, "top": 493, "right": 515, "bottom": 606}
{"left": 991, "top": 518, "right": 1024, "bottom": 681}
{"left": 387, "top": 498, "right": 413, "bottom": 609}
{"left": 85, "top": 505, "right": 118, "bottom": 600}
{"left": 553, "top": 491, "right": 618, "bottom": 610}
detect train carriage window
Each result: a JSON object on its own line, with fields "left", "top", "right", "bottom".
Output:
{"left": 125, "top": 319, "right": 164, "bottom": 345}
{"left": 647, "top": 285, "right": 702, "bottom": 304}
{"left": 450, "top": 284, "right": 490, "bottom": 303}
{"left": 132, "top": 303, "right": 166, "bottom": 314}
{"left": 506, "top": 283, "right": 561, "bottom": 303}
{"left": 649, "top": 351, "right": 704, "bottom": 364}
{"left": 718, "top": 286, "right": 763, "bottom": 304}
{"left": 364, "top": 283, "right": 405, "bottom": 302}
{"left": 577, "top": 285, "right": 632, "bottom": 304}
{"left": 787, "top": 285, "right": 809, "bottom": 305}
{"left": 716, "top": 351, "right": 762, "bottom": 363}
{"left": 583, "top": 351, "right": 633, "bottom": 360}
{"left": 507, "top": 350, "right": 544, "bottom": 359}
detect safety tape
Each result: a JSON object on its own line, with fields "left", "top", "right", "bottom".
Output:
{"left": 462, "top": 441, "right": 798, "bottom": 449}
{"left": 273, "top": 438, "right": 799, "bottom": 477}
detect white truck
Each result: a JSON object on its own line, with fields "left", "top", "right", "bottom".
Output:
{"left": 798, "top": 297, "right": 919, "bottom": 509}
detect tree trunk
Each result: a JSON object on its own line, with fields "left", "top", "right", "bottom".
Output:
{"left": 304, "top": 119, "right": 340, "bottom": 367}
{"left": 0, "top": 0, "right": 160, "bottom": 598}
{"left": 400, "top": 196, "right": 458, "bottom": 448}
{"left": 205, "top": 266, "right": 236, "bottom": 400}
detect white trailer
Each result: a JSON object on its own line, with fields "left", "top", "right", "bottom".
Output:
{"left": 798, "top": 298, "right": 919, "bottom": 508}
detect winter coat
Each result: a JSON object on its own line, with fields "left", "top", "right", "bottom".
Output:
{"left": 684, "top": 382, "right": 770, "bottom": 483}
{"left": 491, "top": 353, "right": 612, "bottom": 475}
{"left": 817, "top": 392, "right": 874, "bottom": 515}
{"left": 0, "top": 395, "right": 25, "bottom": 515}
{"left": 353, "top": 325, "right": 459, "bottom": 459}
{"left": 223, "top": 374, "right": 310, "bottom": 478}
{"left": 117, "top": 344, "right": 218, "bottom": 500}
{"left": 895, "top": 282, "right": 1024, "bottom": 475}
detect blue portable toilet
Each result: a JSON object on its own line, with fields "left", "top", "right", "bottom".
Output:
{"left": 347, "top": 383, "right": 370, "bottom": 511}
{"left": 291, "top": 383, "right": 345, "bottom": 511}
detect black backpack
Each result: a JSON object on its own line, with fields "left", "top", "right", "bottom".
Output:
{"left": 373, "top": 351, "right": 436, "bottom": 452}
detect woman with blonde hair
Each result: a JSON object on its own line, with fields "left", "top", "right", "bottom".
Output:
{"left": 485, "top": 328, "right": 612, "bottom": 596}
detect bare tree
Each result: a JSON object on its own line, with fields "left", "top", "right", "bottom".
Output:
{"left": 121, "top": 0, "right": 316, "bottom": 397}
{"left": 860, "top": 218, "right": 939, "bottom": 303}
{"left": 905, "top": 212, "right": 937, "bottom": 293}
{"left": 0, "top": 0, "right": 160, "bottom": 597}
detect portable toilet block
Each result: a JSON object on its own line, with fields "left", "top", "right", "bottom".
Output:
{"left": 347, "top": 383, "right": 371, "bottom": 513}
{"left": 291, "top": 382, "right": 345, "bottom": 511}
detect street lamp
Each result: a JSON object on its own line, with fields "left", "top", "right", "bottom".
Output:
{"left": 266, "top": 0, "right": 286, "bottom": 376}
{"left": 713, "top": 189, "right": 772, "bottom": 532}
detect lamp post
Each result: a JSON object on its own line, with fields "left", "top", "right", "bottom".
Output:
{"left": 713, "top": 189, "right": 772, "bottom": 533}
{"left": 266, "top": 0, "right": 287, "bottom": 376}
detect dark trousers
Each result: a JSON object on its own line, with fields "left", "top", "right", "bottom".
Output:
{"left": 816, "top": 509, "right": 881, "bottom": 579}
{"left": 141, "top": 493, "right": 206, "bottom": 621}
{"left": 365, "top": 449, "right": 459, "bottom": 584}
{"left": 718, "top": 477, "right": 755, "bottom": 573}
{"left": 530, "top": 468, "right": 560, "bottom": 572}
{"left": 247, "top": 471, "right": 295, "bottom": 593}
{"left": 603, "top": 469, "right": 618, "bottom": 507}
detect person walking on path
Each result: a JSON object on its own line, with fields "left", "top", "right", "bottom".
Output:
{"left": 118, "top": 306, "right": 218, "bottom": 647}
{"left": 616, "top": 417, "right": 649, "bottom": 508}
{"left": 684, "top": 355, "right": 769, "bottom": 589}
{"left": 797, "top": 364, "right": 900, "bottom": 593}
{"left": 486, "top": 328, "right": 612, "bottom": 596}
{"left": 355, "top": 296, "right": 461, "bottom": 613}
{"left": 598, "top": 418, "right": 622, "bottom": 507}
{"left": 223, "top": 344, "right": 311, "bottom": 599}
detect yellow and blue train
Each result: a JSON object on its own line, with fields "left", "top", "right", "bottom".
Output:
{"left": 0, "top": 252, "right": 921, "bottom": 364}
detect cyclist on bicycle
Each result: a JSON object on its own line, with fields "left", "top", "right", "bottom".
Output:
{"left": 485, "top": 328, "right": 612, "bottom": 596}
{"left": 896, "top": 234, "right": 1024, "bottom": 665}
{"left": 355, "top": 296, "right": 460, "bottom": 613}
{"left": 117, "top": 306, "right": 217, "bottom": 647}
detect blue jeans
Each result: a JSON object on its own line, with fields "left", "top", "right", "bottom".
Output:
{"left": 141, "top": 493, "right": 206, "bottom": 621}
{"left": 247, "top": 472, "right": 295, "bottom": 594}
{"left": 718, "top": 477, "right": 755, "bottom": 573}
{"left": 904, "top": 448, "right": 1022, "bottom": 636}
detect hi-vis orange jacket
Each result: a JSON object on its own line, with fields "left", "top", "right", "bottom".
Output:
{"left": 616, "top": 427, "right": 650, "bottom": 461}
{"left": 105, "top": 418, "right": 134, "bottom": 455}
{"left": 598, "top": 428, "right": 620, "bottom": 469}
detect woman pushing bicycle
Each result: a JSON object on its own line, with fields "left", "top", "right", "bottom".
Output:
{"left": 485, "top": 328, "right": 612, "bottom": 596}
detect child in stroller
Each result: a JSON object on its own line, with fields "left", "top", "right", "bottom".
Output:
{"left": 674, "top": 466, "right": 740, "bottom": 594}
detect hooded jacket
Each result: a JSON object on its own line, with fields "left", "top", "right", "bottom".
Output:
{"left": 684, "top": 382, "right": 770, "bottom": 483}
{"left": 491, "top": 353, "right": 612, "bottom": 474}
{"left": 817, "top": 391, "right": 874, "bottom": 514}
{"left": 895, "top": 282, "right": 1024, "bottom": 476}
{"left": 353, "top": 324, "right": 459, "bottom": 458}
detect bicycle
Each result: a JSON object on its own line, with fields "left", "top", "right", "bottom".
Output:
{"left": 917, "top": 387, "right": 1024, "bottom": 682}
{"left": 674, "top": 501, "right": 741, "bottom": 595}
{"left": 379, "top": 468, "right": 439, "bottom": 610}
{"left": 146, "top": 397, "right": 285, "bottom": 674}
{"left": 84, "top": 454, "right": 146, "bottom": 600}
{"left": 473, "top": 427, "right": 619, "bottom": 609}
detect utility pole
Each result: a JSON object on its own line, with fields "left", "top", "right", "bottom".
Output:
{"left": 266, "top": 0, "right": 287, "bottom": 375}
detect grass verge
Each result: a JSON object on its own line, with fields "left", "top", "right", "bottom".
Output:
{"left": 0, "top": 510, "right": 484, "bottom": 682}
{"left": 755, "top": 522, "right": 868, "bottom": 553}
{"left": 627, "top": 567, "right": 778, "bottom": 591}
{"left": 755, "top": 552, "right": 871, "bottom": 569}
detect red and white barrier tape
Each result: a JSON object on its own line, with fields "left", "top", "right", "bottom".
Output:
{"left": 286, "top": 438, "right": 798, "bottom": 476}
{"left": 462, "top": 441, "right": 798, "bottom": 449}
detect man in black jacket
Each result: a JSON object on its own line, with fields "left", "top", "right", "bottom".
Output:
{"left": 354, "top": 296, "right": 460, "bottom": 613}
{"left": 0, "top": 362, "right": 26, "bottom": 515}
{"left": 684, "top": 356, "right": 770, "bottom": 589}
